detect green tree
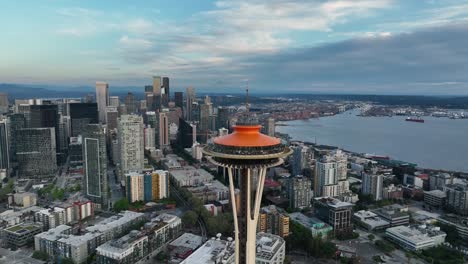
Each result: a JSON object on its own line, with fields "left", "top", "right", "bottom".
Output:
{"left": 368, "top": 234, "right": 375, "bottom": 241}
{"left": 32, "top": 251, "right": 49, "bottom": 261}
{"left": 436, "top": 222, "right": 463, "bottom": 246}
{"left": 113, "top": 198, "right": 129, "bottom": 212}
{"left": 52, "top": 188, "right": 65, "bottom": 200}
{"left": 375, "top": 240, "right": 395, "bottom": 253}
{"left": 182, "top": 211, "right": 198, "bottom": 227}
{"left": 60, "top": 258, "right": 75, "bottom": 264}
{"left": 0, "top": 179, "right": 14, "bottom": 202}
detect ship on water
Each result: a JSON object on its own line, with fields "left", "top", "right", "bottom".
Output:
{"left": 405, "top": 116, "right": 425, "bottom": 123}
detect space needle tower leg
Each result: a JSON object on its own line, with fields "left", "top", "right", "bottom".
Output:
{"left": 228, "top": 166, "right": 267, "bottom": 264}
{"left": 227, "top": 167, "right": 240, "bottom": 264}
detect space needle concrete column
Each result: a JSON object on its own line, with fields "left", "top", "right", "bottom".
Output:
{"left": 203, "top": 114, "right": 291, "bottom": 264}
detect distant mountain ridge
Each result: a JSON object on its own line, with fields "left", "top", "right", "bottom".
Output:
{"left": 0, "top": 83, "right": 144, "bottom": 100}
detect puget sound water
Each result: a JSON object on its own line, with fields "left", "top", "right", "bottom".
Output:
{"left": 276, "top": 110, "right": 468, "bottom": 172}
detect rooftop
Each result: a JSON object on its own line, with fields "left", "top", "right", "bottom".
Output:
{"left": 85, "top": 211, "right": 144, "bottom": 234}
{"left": 169, "top": 166, "right": 213, "bottom": 186}
{"left": 314, "top": 197, "right": 353, "bottom": 209}
{"left": 354, "top": 210, "right": 390, "bottom": 227}
{"left": 97, "top": 230, "right": 146, "bottom": 254}
{"left": 445, "top": 183, "right": 468, "bottom": 192}
{"left": 386, "top": 225, "right": 446, "bottom": 244}
{"left": 170, "top": 233, "right": 204, "bottom": 251}
{"left": 187, "top": 180, "right": 229, "bottom": 194}
{"left": 261, "top": 205, "right": 287, "bottom": 215}
{"left": 289, "top": 212, "right": 331, "bottom": 230}
{"left": 181, "top": 238, "right": 234, "bottom": 264}
{"left": 424, "top": 189, "right": 446, "bottom": 198}
{"left": 5, "top": 223, "right": 42, "bottom": 233}
{"left": 35, "top": 225, "right": 71, "bottom": 241}
{"left": 256, "top": 232, "right": 285, "bottom": 261}
{"left": 373, "top": 205, "right": 409, "bottom": 219}
{"left": 439, "top": 214, "right": 468, "bottom": 228}
{"left": 58, "top": 231, "right": 101, "bottom": 246}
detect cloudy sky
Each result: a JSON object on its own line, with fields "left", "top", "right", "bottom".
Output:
{"left": 1, "top": 0, "right": 468, "bottom": 94}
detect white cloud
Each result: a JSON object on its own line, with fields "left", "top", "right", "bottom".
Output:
{"left": 56, "top": 7, "right": 100, "bottom": 17}
{"left": 378, "top": 2, "right": 468, "bottom": 30}
{"left": 119, "top": 36, "right": 152, "bottom": 50}
{"left": 125, "top": 19, "right": 155, "bottom": 34}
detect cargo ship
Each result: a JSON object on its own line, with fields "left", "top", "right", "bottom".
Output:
{"left": 405, "top": 116, "right": 424, "bottom": 123}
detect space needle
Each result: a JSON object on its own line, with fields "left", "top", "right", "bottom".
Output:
{"left": 203, "top": 90, "right": 292, "bottom": 264}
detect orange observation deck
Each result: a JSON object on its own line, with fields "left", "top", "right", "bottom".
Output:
{"left": 202, "top": 112, "right": 291, "bottom": 264}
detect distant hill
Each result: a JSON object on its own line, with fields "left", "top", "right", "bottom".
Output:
{"left": 0, "top": 84, "right": 89, "bottom": 99}
{"left": 0, "top": 83, "right": 145, "bottom": 100}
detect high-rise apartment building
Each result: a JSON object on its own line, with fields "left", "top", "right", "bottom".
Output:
{"left": 16, "top": 128, "right": 57, "bottom": 178}
{"left": 95, "top": 82, "right": 109, "bottom": 124}
{"left": 83, "top": 124, "right": 108, "bottom": 209}
{"left": 444, "top": 184, "right": 468, "bottom": 216}
{"left": 315, "top": 157, "right": 337, "bottom": 197}
{"left": 258, "top": 205, "right": 290, "bottom": 238}
{"left": 126, "top": 170, "right": 169, "bottom": 203}
{"left": 144, "top": 126, "right": 156, "bottom": 149}
{"left": 291, "top": 145, "right": 309, "bottom": 176}
{"left": 118, "top": 115, "right": 144, "bottom": 177}
{"left": 266, "top": 117, "right": 275, "bottom": 137}
{"left": 288, "top": 175, "right": 312, "bottom": 209}
{"left": 362, "top": 172, "right": 383, "bottom": 201}
{"left": 429, "top": 173, "right": 453, "bottom": 191}
{"left": 315, "top": 150, "right": 348, "bottom": 197}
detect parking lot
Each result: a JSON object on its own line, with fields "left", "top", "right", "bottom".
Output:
{"left": 0, "top": 247, "right": 44, "bottom": 264}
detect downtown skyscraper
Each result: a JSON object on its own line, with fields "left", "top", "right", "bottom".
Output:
{"left": 83, "top": 124, "right": 108, "bottom": 209}
{"left": 162, "top": 77, "right": 170, "bottom": 107}
{"left": 158, "top": 111, "right": 169, "bottom": 149}
{"left": 16, "top": 128, "right": 57, "bottom": 178}
{"left": 186, "top": 87, "right": 196, "bottom": 121}
{"left": 0, "top": 118, "right": 9, "bottom": 178}
{"left": 96, "top": 82, "right": 109, "bottom": 124}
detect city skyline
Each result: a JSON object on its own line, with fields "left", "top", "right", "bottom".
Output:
{"left": 2, "top": 0, "right": 468, "bottom": 95}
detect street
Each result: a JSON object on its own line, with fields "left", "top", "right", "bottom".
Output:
{"left": 108, "top": 164, "right": 123, "bottom": 206}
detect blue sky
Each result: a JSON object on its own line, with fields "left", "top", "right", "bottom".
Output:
{"left": 2, "top": 0, "right": 468, "bottom": 94}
